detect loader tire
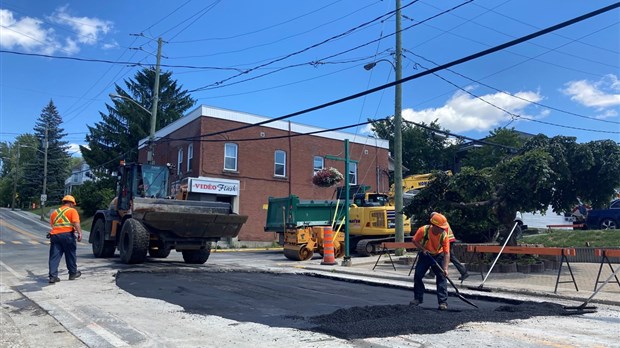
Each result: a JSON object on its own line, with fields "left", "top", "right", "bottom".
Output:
{"left": 119, "top": 218, "right": 149, "bottom": 264}
{"left": 182, "top": 247, "right": 211, "bottom": 264}
{"left": 149, "top": 245, "right": 171, "bottom": 258}
{"left": 92, "top": 219, "right": 115, "bottom": 258}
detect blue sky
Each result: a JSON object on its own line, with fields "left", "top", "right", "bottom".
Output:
{"left": 1, "top": 0, "right": 619, "bottom": 156}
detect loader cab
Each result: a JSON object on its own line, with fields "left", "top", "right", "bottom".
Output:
{"left": 117, "top": 163, "right": 170, "bottom": 210}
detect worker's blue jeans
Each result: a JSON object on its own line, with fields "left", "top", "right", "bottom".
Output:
{"left": 48, "top": 232, "right": 78, "bottom": 278}
{"left": 413, "top": 252, "right": 448, "bottom": 305}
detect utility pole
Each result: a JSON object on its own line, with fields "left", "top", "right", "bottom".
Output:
{"left": 40, "top": 127, "right": 48, "bottom": 221}
{"left": 11, "top": 146, "right": 19, "bottom": 211}
{"left": 147, "top": 37, "right": 163, "bottom": 165}
{"left": 393, "top": 0, "right": 405, "bottom": 254}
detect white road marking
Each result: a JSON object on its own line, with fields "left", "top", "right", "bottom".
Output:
{"left": 0, "top": 260, "right": 23, "bottom": 279}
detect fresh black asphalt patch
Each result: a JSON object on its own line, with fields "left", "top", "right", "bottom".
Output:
{"left": 116, "top": 269, "right": 574, "bottom": 339}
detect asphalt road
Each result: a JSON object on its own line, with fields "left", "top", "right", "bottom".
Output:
{"left": 1, "top": 208, "right": 619, "bottom": 347}
{"left": 116, "top": 268, "right": 571, "bottom": 340}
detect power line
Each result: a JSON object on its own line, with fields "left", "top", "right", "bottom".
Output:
{"left": 179, "top": 3, "right": 620, "bottom": 141}
{"left": 170, "top": 0, "right": 346, "bottom": 43}
{"left": 405, "top": 51, "right": 620, "bottom": 125}
{"left": 188, "top": 0, "right": 424, "bottom": 91}
{"left": 0, "top": 50, "right": 246, "bottom": 71}
{"left": 190, "top": 0, "right": 473, "bottom": 92}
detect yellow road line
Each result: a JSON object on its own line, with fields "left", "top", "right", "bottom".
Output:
{"left": 29, "top": 241, "right": 40, "bottom": 245}
{"left": 11, "top": 241, "right": 23, "bottom": 245}
{"left": 0, "top": 219, "right": 43, "bottom": 240}
{"left": 0, "top": 241, "right": 4, "bottom": 244}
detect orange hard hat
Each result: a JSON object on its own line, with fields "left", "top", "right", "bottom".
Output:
{"left": 62, "top": 195, "right": 76, "bottom": 205}
{"left": 430, "top": 212, "right": 449, "bottom": 230}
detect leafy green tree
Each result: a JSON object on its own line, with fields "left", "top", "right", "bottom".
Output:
{"left": 81, "top": 68, "right": 196, "bottom": 176}
{"left": 0, "top": 134, "right": 39, "bottom": 208}
{"left": 73, "top": 180, "right": 115, "bottom": 217}
{"left": 459, "top": 127, "right": 525, "bottom": 170}
{"left": 404, "top": 135, "right": 620, "bottom": 245}
{"left": 371, "top": 118, "right": 459, "bottom": 176}
{"left": 22, "top": 101, "right": 71, "bottom": 207}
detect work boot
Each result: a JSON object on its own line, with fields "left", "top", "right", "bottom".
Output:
{"left": 458, "top": 273, "right": 470, "bottom": 281}
{"left": 68, "top": 271, "right": 81, "bottom": 280}
{"left": 409, "top": 299, "right": 421, "bottom": 306}
{"left": 438, "top": 303, "right": 448, "bottom": 311}
{"left": 49, "top": 276, "right": 60, "bottom": 284}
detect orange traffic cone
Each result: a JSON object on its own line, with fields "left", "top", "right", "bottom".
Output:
{"left": 321, "top": 227, "right": 337, "bottom": 265}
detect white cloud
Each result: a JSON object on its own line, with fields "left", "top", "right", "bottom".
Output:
{"left": 402, "top": 89, "right": 543, "bottom": 133}
{"left": 68, "top": 143, "right": 84, "bottom": 156}
{"left": 0, "top": 9, "right": 55, "bottom": 52}
{"left": 49, "top": 5, "right": 112, "bottom": 45}
{"left": 562, "top": 74, "right": 620, "bottom": 109}
{"left": 0, "top": 6, "right": 112, "bottom": 55}
{"left": 102, "top": 40, "right": 119, "bottom": 50}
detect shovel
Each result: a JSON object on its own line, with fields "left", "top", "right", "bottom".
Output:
{"left": 412, "top": 239, "right": 478, "bottom": 309}
{"left": 426, "top": 253, "right": 479, "bottom": 309}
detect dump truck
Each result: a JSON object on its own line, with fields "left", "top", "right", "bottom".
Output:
{"left": 265, "top": 191, "right": 411, "bottom": 260}
{"left": 89, "top": 162, "right": 248, "bottom": 264}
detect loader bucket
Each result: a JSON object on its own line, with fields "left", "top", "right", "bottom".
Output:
{"left": 131, "top": 198, "right": 248, "bottom": 239}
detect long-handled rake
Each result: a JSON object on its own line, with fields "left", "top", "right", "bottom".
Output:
{"left": 564, "top": 263, "right": 620, "bottom": 314}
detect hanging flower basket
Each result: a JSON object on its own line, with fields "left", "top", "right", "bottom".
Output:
{"left": 312, "top": 167, "right": 344, "bottom": 188}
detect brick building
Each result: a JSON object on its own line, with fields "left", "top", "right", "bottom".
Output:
{"left": 138, "top": 106, "right": 390, "bottom": 243}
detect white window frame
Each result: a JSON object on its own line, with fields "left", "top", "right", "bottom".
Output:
{"left": 349, "top": 162, "right": 358, "bottom": 185}
{"left": 224, "top": 143, "right": 238, "bottom": 171}
{"left": 313, "top": 156, "right": 324, "bottom": 174}
{"left": 187, "top": 144, "right": 193, "bottom": 172}
{"left": 274, "top": 150, "right": 286, "bottom": 177}
{"left": 177, "top": 147, "right": 184, "bottom": 175}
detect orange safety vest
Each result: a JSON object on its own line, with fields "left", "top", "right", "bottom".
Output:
{"left": 50, "top": 207, "right": 76, "bottom": 234}
{"left": 421, "top": 225, "right": 447, "bottom": 255}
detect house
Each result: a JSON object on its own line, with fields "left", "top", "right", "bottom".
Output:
{"left": 64, "top": 161, "right": 94, "bottom": 194}
{"left": 138, "top": 105, "right": 390, "bottom": 243}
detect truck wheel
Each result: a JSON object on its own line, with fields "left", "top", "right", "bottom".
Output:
{"left": 92, "top": 219, "right": 115, "bottom": 258}
{"left": 600, "top": 218, "right": 617, "bottom": 230}
{"left": 182, "top": 248, "right": 211, "bottom": 264}
{"left": 119, "top": 218, "right": 149, "bottom": 264}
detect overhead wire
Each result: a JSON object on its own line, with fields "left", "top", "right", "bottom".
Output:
{"left": 188, "top": 0, "right": 423, "bottom": 91}
{"left": 189, "top": 0, "right": 473, "bottom": 93}
{"left": 405, "top": 51, "right": 620, "bottom": 125}
{"left": 177, "top": 2, "right": 620, "bottom": 142}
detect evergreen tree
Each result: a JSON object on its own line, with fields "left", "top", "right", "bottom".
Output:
{"left": 81, "top": 68, "right": 196, "bottom": 175}
{"left": 23, "top": 101, "right": 71, "bottom": 206}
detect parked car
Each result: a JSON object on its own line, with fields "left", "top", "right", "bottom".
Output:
{"left": 585, "top": 199, "right": 620, "bottom": 230}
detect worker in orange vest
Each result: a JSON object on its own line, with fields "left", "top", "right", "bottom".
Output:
{"left": 410, "top": 213, "right": 450, "bottom": 310}
{"left": 431, "top": 212, "right": 469, "bottom": 281}
{"left": 48, "top": 195, "right": 83, "bottom": 284}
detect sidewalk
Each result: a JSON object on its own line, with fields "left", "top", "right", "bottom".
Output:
{"left": 299, "top": 252, "right": 620, "bottom": 307}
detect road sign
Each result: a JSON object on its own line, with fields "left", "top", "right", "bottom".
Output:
{"left": 40, "top": 194, "right": 47, "bottom": 202}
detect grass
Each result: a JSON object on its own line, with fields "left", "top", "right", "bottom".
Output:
{"left": 520, "top": 229, "right": 620, "bottom": 247}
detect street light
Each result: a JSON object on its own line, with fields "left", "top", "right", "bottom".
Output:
{"left": 109, "top": 93, "right": 156, "bottom": 164}
{"left": 364, "top": 0, "right": 405, "bottom": 253}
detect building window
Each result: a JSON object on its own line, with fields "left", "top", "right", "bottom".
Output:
{"left": 274, "top": 150, "right": 286, "bottom": 177}
{"left": 313, "top": 156, "right": 324, "bottom": 174}
{"left": 349, "top": 162, "right": 358, "bottom": 185}
{"left": 187, "top": 144, "right": 193, "bottom": 172}
{"left": 224, "top": 143, "right": 238, "bottom": 171}
{"left": 177, "top": 147, "right": 184, "bottom": 175}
